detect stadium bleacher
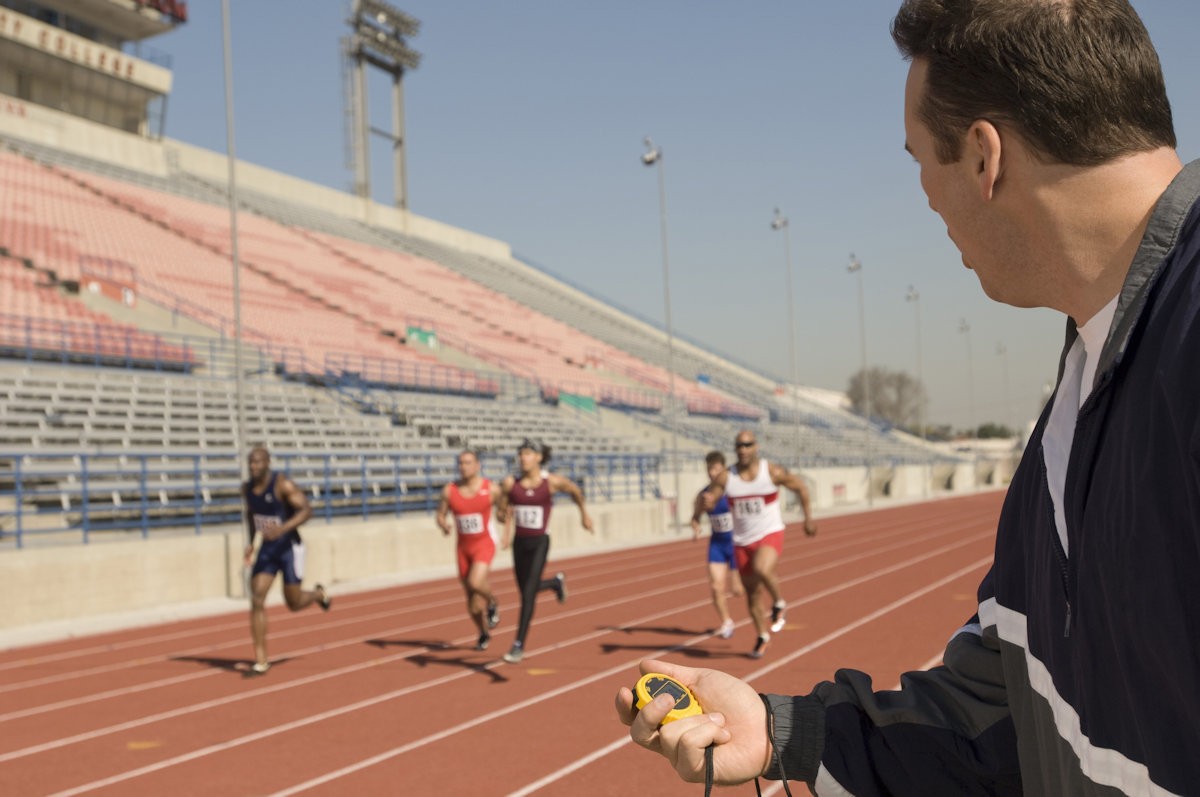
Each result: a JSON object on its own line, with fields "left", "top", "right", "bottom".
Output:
{"left": 0, "top": 116, "right": 957, "bottom": 546}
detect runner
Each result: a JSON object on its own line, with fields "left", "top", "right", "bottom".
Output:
{"left": 704, "top": 431, "right": 816, "bottom": 658}
{"left": 243, "top": 445, "right": 330, "bottom": 675}
{"left": 436, "top": 449, "right": 503, "bottom": 651}
{"left": 690, "top": 451, "right": 744, "bottom": 639}
{"left": 498, "top": 438, "right": 593, "bottom": 664}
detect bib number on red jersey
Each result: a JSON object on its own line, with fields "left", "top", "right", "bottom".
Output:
{"left": 456, "top": 513, "right": 484, "bottom": 535}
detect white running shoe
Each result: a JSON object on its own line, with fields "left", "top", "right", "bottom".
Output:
{"left": 770, "top": 601, "right": 787, "bottom": 633}
{"left": 719, "top": 619, "right": 735, "bottom": 639}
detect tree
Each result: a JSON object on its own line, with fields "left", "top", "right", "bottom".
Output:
{"left": 847, "top": 366, "right": 927, "bottom": 431}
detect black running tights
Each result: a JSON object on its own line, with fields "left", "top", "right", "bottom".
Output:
{"left": 512, "top": 534, "right": 556, "bottom": 646}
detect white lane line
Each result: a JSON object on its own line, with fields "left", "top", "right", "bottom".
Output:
{"left": 11, "top": 522, "right": 990, "bottom": 772}
{"left": 0, "top": 549, "right": 692, "bottom": 695}
{"left": 0, "top": 577, "right": 470, "bottom": 671}
{"left": 47, "top": 601, "right": 728, "bottom": 797}
{"left": 507, "top": 557, "right": 990, "bottom": 797}
{"left": 260, "top": 544, "right": 994, "bottom": 796}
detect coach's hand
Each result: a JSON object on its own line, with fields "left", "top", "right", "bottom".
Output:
{"left": 615, "top": 659, "right": 772, "bottom": 785}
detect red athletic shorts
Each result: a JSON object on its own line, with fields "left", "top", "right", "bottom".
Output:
{"left": 734, "top": 531, "right": 784, "bottom": 576}
{"left": 457, "top": 534, "right": 496, "bottom": 580}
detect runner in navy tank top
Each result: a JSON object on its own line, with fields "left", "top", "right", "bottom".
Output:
{"left": 498, "top": 438, "right": 593, "bottom": 664}
{"left": 243, "top": 446, "right": 330, "bottom": 675}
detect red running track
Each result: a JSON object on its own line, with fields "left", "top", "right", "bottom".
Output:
{"left": 0, "top": 492, "right": 1003, "bottom": 796}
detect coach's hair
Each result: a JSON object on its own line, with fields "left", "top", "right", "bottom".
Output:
{"left": 705, "top": 450, "right": 726, "bottom": 466}
{"left": 892, "top": 0, "right": 1175, "bottom": 166}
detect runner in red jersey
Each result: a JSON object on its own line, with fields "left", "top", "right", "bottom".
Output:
{"left": 498, "top": 438, "right": 593, "bottom": 664}
{"left": 436, "top": 450, "right": 504, "bottom": 651}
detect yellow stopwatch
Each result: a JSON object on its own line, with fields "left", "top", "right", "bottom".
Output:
{"left": 631, "top": 672, "right": 704, "bottom": 725}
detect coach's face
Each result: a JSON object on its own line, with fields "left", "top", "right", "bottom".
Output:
{"left": 904, "top": 59, "right": 1035, "bottom": 307}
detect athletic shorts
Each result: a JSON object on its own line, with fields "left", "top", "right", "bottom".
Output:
{"left": 457, "top": 534, "right": 496, "bottom": 580}
{"left": 252, "top": 538, "right": 305, "bottom": 585}
{"left": 734, "top": 531, "right": 784, "bottom": 576}
{"left": 707, "top": 531, "right": 735, "bottom": 567}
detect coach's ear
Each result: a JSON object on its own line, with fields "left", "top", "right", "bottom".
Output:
{"left": 966, "top": 119, "right": 1004, "bottom": 201}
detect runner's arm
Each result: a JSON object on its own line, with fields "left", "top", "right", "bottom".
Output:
{"left": 770, "top": 463, "right": 816, "bottom": 535}
{"left": 436, "top": 485, "right": 454, "bottom": 536}
{"left": 552, "top": 474, "right": 593, "bottom": 533}
{"left": 498, "top": 476, "right": 514, "bottom": 548}
{"left": 266, "top": 477, "right": 312, "bottom": 542}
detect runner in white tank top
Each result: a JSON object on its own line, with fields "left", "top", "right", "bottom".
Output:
{"left": 724, "top": 459, "right": 787, "bottom": 546}
{"left": 702, "top": 430, "right": 817, "bottom": 658}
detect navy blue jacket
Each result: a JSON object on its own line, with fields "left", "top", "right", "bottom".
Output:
{"left": 765, "top": 160, "right": 1200, "bottom": 796}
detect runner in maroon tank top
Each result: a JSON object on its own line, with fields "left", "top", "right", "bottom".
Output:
{"left": 498, "top": 438, "right": 593, "bottom": 664}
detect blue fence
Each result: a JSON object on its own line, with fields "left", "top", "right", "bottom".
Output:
{"left": 0, "top": 450, "right": 662, "bottom": 548}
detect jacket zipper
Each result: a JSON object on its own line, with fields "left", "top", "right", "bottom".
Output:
{"left": 1037, "top": 454, "right": 1072, "bottom": 638}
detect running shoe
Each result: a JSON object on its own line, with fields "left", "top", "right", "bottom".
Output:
{"left": 315, "top": 584, "right": 333, "bottom": 612}
{"left": 476, "top": 632, "right": 491, "bottom": 651}
{"left": 250, "top": 660, "right": 271, "bottom": 675}
{"left": 770, "top": 600, "right": 786, "bottom": 633}
{"left": 502, "top": 641, "right": 525, "bottom": 664}
{"left": 750, "top": 634, "right": 770, "bottom": 659}
{"left": 719, "top": 618, "right": 735, "bottom": 639}
{"left": 554, "top": 572, "right": 568, "bottom": 604}
{"left": 487, "top": 602, "right": 500, "bottom": 629}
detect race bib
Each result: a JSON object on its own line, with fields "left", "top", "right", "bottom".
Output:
{"left": 732, "top": 498, "right": 765, "bottom": 518}
{"left": 253, "top": 514, "right": 281, "bottom": 534}
{"left": 514, "top": 505, "right": 544, "bottom": 530}
{"left": 710, "top": 512, "right": 734, "bottom": 533}
{"left": 456, "top": 513, "right": 485, "bottom": 535}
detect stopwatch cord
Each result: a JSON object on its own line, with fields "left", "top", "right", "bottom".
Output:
{"left": 703, "top": 695, "right": 791, "bottom": 797}
{"left": 704, "top": 744, "right": 714, "bottom": 796}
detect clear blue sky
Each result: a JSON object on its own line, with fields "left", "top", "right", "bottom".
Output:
{"left": 153, "top": 1, "right": 1200, "bottom": 431}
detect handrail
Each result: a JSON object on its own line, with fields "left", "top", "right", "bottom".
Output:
{"left": 0, "top": 449, "right": 663, "bottom": 548}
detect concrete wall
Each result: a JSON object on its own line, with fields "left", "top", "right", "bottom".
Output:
{"left": 1, "top": 499, "right": 672, "bottom": 630}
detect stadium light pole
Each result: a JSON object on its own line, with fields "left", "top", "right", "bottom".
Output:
{"left": 847, "top": 254, "right": 873, "bottom": 505}
{"left": 221, "top": 0, "right": 248, "bottom": 594}
{"left": 642, "top": 137, "right": 681, "bottom": 531}
{"left": 771, "top": 208, "right": 803, "bottom": 470}
{"left": 996, "top": 341, "right": 1012, "bottom": 437}
{"left": 906, "top": 285, "right": 929, "bottom": 497}
{"left": 959, "top": 318, "right": 975, "bottom": 437}
{"left": 220, "top": 2, "right": 246, "bottom": 470}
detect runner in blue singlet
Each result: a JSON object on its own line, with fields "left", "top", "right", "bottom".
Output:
{"left": 243, "top": 445, "right": 330, "bottom": 675}
{"left": 691, "top": 450, "right": 744, "bottom": 639}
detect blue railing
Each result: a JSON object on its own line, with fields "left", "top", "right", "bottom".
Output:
{"left": 0, "top": 450, "right": 662, "bottom": 548}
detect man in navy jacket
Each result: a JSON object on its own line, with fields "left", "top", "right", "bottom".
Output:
{"left": 616, "top": 1, "right": 1200, "bottom": 794}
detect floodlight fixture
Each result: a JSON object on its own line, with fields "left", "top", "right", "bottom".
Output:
{"left": 642, "top": 137, "right": 661, "bottom": 166}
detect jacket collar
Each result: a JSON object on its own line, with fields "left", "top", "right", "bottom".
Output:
{"left": 1055, "top": 158, "right": 1200, "bottom": 388}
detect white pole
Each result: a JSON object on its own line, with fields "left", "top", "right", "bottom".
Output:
{"left": 848, "top": 255, "right": 873, "bottom": 505}
{"left": 221, "top": 0, "right": 247, "bottom": 521}
{"left": 643, "top": 138, "right": 681, "bottom": 530}
{"left": 773, "top": 210, "right": 802, "bottom": 470}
